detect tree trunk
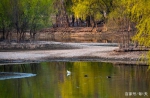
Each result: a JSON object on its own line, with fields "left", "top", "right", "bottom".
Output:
{"left": 72, "top": 15, "right": 75, "bottom": 27}
{"left": 2, "top": 27, "right": 5, "bottom": 40}
{"left": 86, "top": 16, "right": 90, "bottom": 27}
{"left": 90, "top": 16, "right": 96, "bottom": 31}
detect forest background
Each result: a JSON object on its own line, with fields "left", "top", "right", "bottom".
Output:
{"left": 0, "top": 0, "right": 150, "bottom": 50}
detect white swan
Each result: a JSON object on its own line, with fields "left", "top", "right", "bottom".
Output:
{"left": 67, "top": 70, "right": 71, "bottom": 76}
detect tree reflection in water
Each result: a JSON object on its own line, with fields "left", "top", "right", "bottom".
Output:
{"left": 0, "top": 62, "right": 149, "bottom": 98}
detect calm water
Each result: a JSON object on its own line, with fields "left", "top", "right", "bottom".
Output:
{"left": 0, "top": 62, "right": 149, "bottom": 98}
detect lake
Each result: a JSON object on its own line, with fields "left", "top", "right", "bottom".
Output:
{"left": 0, "top": 62, "right": 149, "bottom": 98}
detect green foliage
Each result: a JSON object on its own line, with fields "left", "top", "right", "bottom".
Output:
{"left": 0, "top": 0, "right": 12, "bottom": 29}
{"left": 119, "top": 0, "right": 150, "bottom": 47}
{"left": 0, "top": 0, "right": 54, "bottom": 41}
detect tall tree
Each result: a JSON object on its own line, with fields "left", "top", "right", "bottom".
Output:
{"left": 0, "top": 0, "right": 54, "bottom": 42}
{"left": 72, "top": 0, "right": 113, "bottom": 25}
{"left": 126, "top": 0, "right": 150, "bottom": 47}
{"left": 106, "top": 0, "right": 137, "bottom": 48}
{"left": 53, "top": 0, "right": 70, "bottom": 27}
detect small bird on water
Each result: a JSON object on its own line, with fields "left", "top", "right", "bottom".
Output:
{"left": 106, "top": 76, "right": 111, "bottom": 78}
{"left": 84, "top": 75, "right": 88, "bottom": 77}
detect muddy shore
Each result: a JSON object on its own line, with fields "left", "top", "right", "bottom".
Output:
{"left": 0, "top": 41, "right": 148, "bottom": 65}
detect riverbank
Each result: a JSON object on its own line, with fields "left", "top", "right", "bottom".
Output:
{"left": 0, "top": 41, "right": 148, "bottom": 65}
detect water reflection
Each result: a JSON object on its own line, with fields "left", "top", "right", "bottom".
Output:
{"left": 0, "top": 62, "right": 149, "bottom": 98}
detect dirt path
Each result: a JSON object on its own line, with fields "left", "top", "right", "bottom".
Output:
{"left": 0, "top": 42, "right": 148, "bottom": 65}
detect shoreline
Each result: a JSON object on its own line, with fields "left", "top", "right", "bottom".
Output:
{"left": 0, "top": 41, "right": 148, "bottom": 65}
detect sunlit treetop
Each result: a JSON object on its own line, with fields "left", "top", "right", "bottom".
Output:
{"left": 71, "top": 0, "right": 110, "bottom": 20}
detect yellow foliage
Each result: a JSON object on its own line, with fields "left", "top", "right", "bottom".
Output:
{"left": 71, "top": 0, "right": 105, "bottom": 20}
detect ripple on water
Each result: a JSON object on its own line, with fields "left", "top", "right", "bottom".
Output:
{"left": 0, "top": 72, "right": 36, "bottom": 80}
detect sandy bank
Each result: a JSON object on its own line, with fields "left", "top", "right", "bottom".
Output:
{"left": 0, "top": 41, "right": 148, "bottom": 65}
